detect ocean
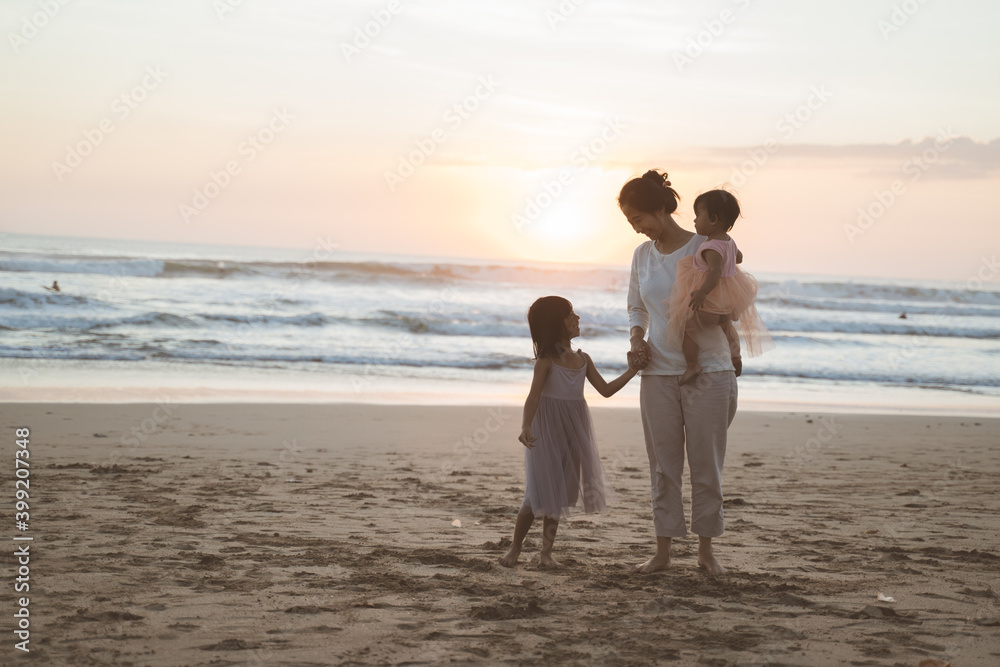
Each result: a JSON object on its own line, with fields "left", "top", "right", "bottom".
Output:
{"left": 2, "top": 233, "right": 998, "bottom": 415}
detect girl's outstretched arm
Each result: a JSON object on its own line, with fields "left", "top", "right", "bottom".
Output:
{"left": 519, "top": 357, "right": 552, "bottom": 447}
{"left": 584, "top": 352, "right": 638, "bottom": 398}
{"left": 689, "top": 249, "right": 723, "bottom": 311}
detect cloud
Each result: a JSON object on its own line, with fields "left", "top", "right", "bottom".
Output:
{"left": 666, "top": 135, "right": 1000, "bottom": 180}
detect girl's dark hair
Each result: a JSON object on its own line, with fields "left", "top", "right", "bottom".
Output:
{"left": 694, "top": 189, "right": 741, "bottom": 231}
{"left": 618, "top": 169, "right": 680, "bottom": 215}
{"left": 527, "top": 295, "right": 572, "bottom": 360}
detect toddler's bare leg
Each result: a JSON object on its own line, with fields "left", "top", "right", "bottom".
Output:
{"left": 720, "top": 318, "right": 742, "bottom": 377}
{"left": 680, "top": 317, "right": 703, "bottom": 386}
{"left": 538, "top": 517, "right": 562, "bottom": 569}
{"left": 682, "top": 312, "right": 723, "bottom": 385}
{"left": 499, "top": 509, "right": 533, "bottom": 567}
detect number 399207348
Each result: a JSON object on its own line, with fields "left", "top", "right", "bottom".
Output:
{"left": 15, "top": 427, "right": 30, "bottom": 523}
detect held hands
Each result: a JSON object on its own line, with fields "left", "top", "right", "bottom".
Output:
{"left": 518, "top": 426, "right": 537, "bottom": 448}
{"left": 689, "top": 289, "right": 708, "bottom": 311}
{"left": 627, "top": 351, "right": 645, "bottom": 372}
{"left": 629, "top": 338, "right": 651, "bottom": 370}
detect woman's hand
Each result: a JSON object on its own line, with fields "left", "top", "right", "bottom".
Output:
{"left": 627, "top": 351, "right": 646, "bottom": 372}
{"left": 630, "top": 337, "right": 651, "bottom": 369}
{"left": 518, "top": 427, "right": 536, "bottom": 448}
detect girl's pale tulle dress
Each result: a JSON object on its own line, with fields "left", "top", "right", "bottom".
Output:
{"left": 520, "top": 352, "right": 615, "bottom": 519}
{"left": 667, "top": 238, "right": 773, "bottom": 357}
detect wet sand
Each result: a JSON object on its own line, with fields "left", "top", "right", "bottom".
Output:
{"left": 2, "top": 403, "right": 998, "bottom": 665}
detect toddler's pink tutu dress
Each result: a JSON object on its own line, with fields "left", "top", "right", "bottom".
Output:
{"left": 667, "top": 238, "right": 773, "bottom": 357}
{"left": 520, "top": 351, "right": 615, "bottom": 519}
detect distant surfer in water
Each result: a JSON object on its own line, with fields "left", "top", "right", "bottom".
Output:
{"left": 42, "top": 281, "right": 61, "bottom": 293}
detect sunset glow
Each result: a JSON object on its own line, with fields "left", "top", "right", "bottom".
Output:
{"left": 1, "top": 0, "right": 997, "bottom": 280}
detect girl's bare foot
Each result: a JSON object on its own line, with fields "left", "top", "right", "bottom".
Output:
{"left": 498, "top": 546, "right": 521, "bottom": 568}
{"left": 679, "top": 364, "right": 702, "bottom": 386}
{"left": 538, "top": 553, "right": 562, "bottom": 569}
{"left": 633, "top": 553, "right": 670, "bottom": 574}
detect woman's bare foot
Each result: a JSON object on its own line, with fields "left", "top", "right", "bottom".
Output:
{"left": 697, "top": 536, "right": 728, "bottom": 575}
{"left": 697, "top": 555, "right": 728, "bottom": 576}
{"left": 679, "top": 363, "right": 702, "bottom": 386}
{"left": 634, "top": 536, "right": 672, "bottom": 574}
{"left": 498, "top": 546, "right": 521, "bottom": 568}
{"left": 633, "top": 553, "right": 670, "bottom": 574}
{"left": 538, "top": 553, "right": 562, "bottom": 569}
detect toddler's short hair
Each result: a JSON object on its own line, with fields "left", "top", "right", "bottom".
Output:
{"left": 694, "top": 190, "right": 741, "bottom": 230}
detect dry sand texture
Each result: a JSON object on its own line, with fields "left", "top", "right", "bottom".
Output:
{"left": 1, "top": 403, "right": 998, "bottom": 666}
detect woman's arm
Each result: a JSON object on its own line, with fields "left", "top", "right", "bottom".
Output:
{"left": 519, "top": 357, "right": 552, "bottom": 447}
{"left": 584, "top": 353, "right": 638, "bottom": 398}
{"left": 689, "top": 249, "right": 723, "bottom": 311}
{"left": 627, "top": 250, "right": 651, "bottom": 366}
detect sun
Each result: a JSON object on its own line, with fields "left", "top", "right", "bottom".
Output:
{"left": 529, "top": 202, "right": 598, "bottom": 244}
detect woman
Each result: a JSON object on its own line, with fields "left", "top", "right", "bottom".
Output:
{"left": 622, "top": 170, "right": 738, "bottom": 575}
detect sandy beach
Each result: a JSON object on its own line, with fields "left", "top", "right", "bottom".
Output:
{"left": 2, "top": 403, "right": 998, "bottom": 666}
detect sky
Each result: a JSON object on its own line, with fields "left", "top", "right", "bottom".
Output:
{"left": 1, "top": 0, "right": 998, "bottom": 281}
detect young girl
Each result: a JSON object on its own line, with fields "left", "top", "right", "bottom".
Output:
{"left": 667, "top": 189, "right": 772, "bottom": 385}
{"left": 499, "top": 296, "right": 639, "bottom": 569}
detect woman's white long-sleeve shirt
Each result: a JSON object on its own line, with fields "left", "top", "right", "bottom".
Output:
{"left": 628, "top": 235, "right": 735, "bottom": 376}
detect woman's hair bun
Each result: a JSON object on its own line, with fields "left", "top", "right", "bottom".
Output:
{"left": 641, "top": 169, "right": 671, "bottom": 188}
{"left": 620, "top": 169, "right": 680, "bottom": 215}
